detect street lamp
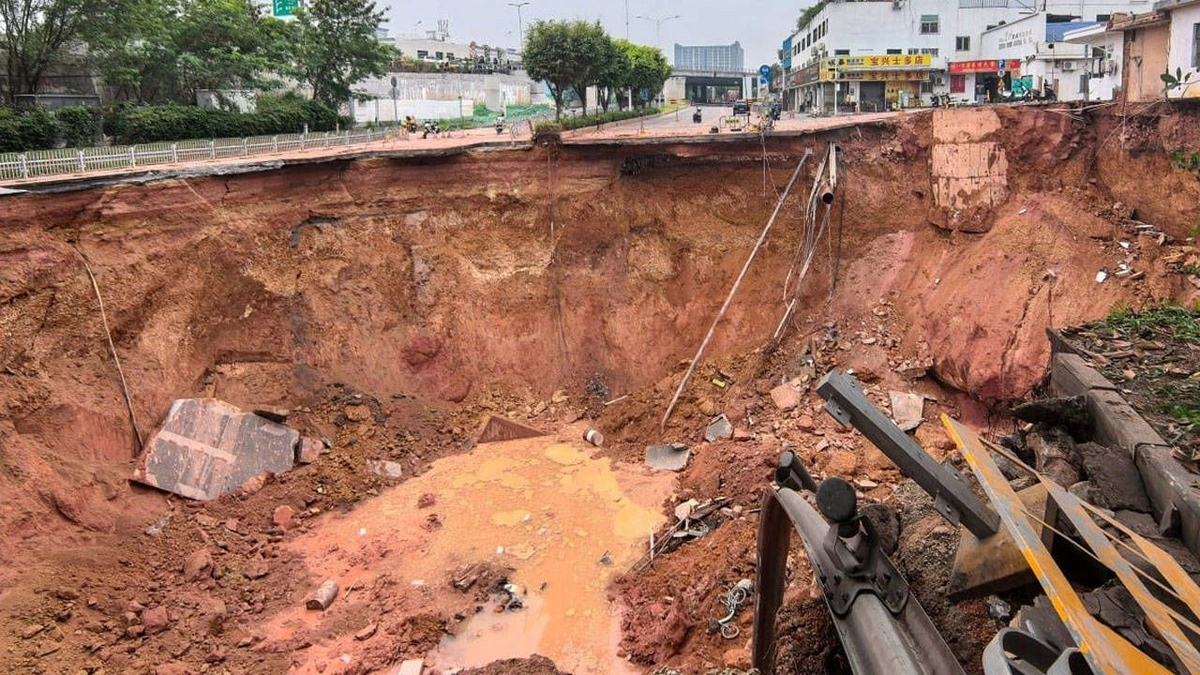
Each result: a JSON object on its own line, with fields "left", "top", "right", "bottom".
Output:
{"left": 636, "top": 14, "right": 680, "bottom": 54}
{"left": 508, "top": 2, "right": 530, "bottom": 48}
{"left": 413, "top": 20, "right": 422, "bottom": 37}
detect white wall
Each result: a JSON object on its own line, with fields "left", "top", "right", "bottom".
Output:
{"left": 350, "top": 99, "right": 472, "bottom": 123}
{"left": 1167, "top": 4, "right": 1200, "bottom": 98}
{"left": 358, "top": 72, "right": 541, "bottom": 107}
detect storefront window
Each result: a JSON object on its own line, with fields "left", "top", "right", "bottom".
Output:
{"left": 950, "top": 74, "right": 966, "bottom": 93}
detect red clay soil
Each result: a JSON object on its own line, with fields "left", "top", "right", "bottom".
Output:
{"left": 0, "top": 104, "right": 1198, "bottom": 674}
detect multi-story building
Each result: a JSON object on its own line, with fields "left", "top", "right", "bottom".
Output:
{"left": 674, "top": 43, "right": 746, "bottom": 72}
{"left": 780, "top": 0, "right": 1150, "bottom": 111}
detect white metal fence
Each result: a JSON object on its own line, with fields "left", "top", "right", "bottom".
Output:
{"left": 0, "top": 129, "right": 392, "bottom": 182}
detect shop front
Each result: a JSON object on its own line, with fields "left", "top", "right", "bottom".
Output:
{"left": 948, "top": 59, "right": 1023, "bottom": 103}
{"left": 820, "top": 54, "right": 935, "bottom": 112}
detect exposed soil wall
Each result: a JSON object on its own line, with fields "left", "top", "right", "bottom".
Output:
{"left": 1, "top": 105, "right": 1198, "bottom": 674}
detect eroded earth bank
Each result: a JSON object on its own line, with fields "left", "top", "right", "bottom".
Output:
{"left": 1, "top": 105, "right": 1199, "bottom": 674}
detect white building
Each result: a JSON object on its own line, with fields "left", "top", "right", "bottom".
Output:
{"left": 1155, "top": 0, "right": 1200, "bottom": 98}
{"left": 780, "top": 0, "right": 1153, "bottom": 111}
{"left": 1062, "top": 22, "right": 1125, "bottom": 101}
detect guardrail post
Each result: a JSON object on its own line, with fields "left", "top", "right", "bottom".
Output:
{"left": 170, "top": 143, "right": 178, "bottom": 163}
{"left": 272, "top": 136, "right": 279, "bottom": 153}
{"left": 129, "top": 146, "right": 137, "bottom": 168}
{"left": 77, "top": 150, "right": 85, "bottom": 172}
{"left": 18, "top": 153, "right": 28, "bottom": 178}
{"left": 209, "top": 140, "right": 215, "bottom": 160}
{"left": 242, "top": 138, "right": 248, "bottom": 156}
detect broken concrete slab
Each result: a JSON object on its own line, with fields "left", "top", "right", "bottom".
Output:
{"left": 132, "top": 399, "right": 299, "bottom": 501}
{"left": 888, "top": 391, "right": 924, "bottom": 432}
{"left": 646, "top": 444, "right": 691, "bottom": 472}
{"left": 476, "top": 416, "right": 546, "bottom": 444}
{"left": 1076, "top": 442, "right": 1152, "bottom": 513}
{"left": 704, "top": 414, "right": 733, "bottom": 443}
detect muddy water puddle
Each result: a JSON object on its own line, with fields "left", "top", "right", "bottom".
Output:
{"left": 266, "top": 426, "right": 675, "bottom": 674}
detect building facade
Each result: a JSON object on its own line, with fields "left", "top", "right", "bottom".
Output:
{"left": 780, "top": 0, "right": 1152, "bottom": 111}
{"left": 1157, "top": 0, "right": 1200, "bottom": 98}
{"left": 674, "top": 43, "right": 745, "bottom": 72}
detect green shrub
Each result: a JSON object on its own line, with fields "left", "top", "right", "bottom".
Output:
{"left": 111, "top": 98, "right": 345, "bottom": 144}
{"left": 0, "top": 108, "right": 61, "bottom": 152}
{"left": 56, "top": 106, "right": 103, "bottom": 148}
{"left": 535, "top": 107, "right": 659, "bottom": 134}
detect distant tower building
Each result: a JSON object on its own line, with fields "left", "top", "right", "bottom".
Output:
{"left": 673, "top": 42, "right": 745, "bottom": 71}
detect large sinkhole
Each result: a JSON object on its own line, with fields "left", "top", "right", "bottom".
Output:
{"left": 0, "top": 106, "right": 1198, "bottom": 674}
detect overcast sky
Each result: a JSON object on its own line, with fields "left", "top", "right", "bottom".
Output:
{"left": 384, "top": 1, "right": 800, "bottom": 69}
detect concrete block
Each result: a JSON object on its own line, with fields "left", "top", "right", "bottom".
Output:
{"left": 1084, "top": 389, "right": 1166, "bottom": 458}
{"left": 947, "top": 484, "right": 1052, "bottom": 599}
{"left": 1134, "top": 444, "right": 1200, "bottom": 556}
{"left": 1049, "top": 352, "right": 1117, "bottom": 397}
{"left": 132, "top": 398, "right": 299, "bottom": 501}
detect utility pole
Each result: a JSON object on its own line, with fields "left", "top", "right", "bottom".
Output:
{"left": 625, "top": 0, "right": 630, "bottom": 39}
{"left": 508, "top": 2, "right": 530, "bottom": 49}
{"left": 636, "top": 14, "right": 680, "bottom": 57}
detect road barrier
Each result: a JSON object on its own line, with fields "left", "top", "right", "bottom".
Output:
{"left": 0, "top": 129, "right": 387, "bottom": 182}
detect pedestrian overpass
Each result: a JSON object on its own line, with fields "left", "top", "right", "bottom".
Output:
{"left": 664, "top": 69, "right": 761, "bottom": 104}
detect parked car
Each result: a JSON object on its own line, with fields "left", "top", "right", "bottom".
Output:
{"left": 732, "top": 99, "right": 750, "bottom": 115}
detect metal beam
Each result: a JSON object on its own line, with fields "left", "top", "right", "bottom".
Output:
{"left": 816, "top": 371, "right": 1000, "bottom": 538}
{"left": 752, "top": 486, "right": 965, "bottom": 675}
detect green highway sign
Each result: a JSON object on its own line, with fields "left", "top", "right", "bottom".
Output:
{"left": 273, "top": 0, "right": 298, "bottom": 17}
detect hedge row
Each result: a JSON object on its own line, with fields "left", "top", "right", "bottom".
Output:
{"left": 534, "top": 107, "right": 661, "bottom": 133}
{"left": 0, "top": 97, "right": 346, "bottom": 153}
{"left": 108, "top": 98, "right": 343, "bottom": 145}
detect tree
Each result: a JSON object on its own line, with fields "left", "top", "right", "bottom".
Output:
{"left": 595, "top": 39, "right": 633, "bottom": 111}
{"left": 0, "top": 0, "right": 107, "bottom": 102}
{"left": 523, "top": 19, "right": 614, "bottom": 120}
{"left": 291, "top": 0, "right": 392, "bottom": 108}
{"left": 565, "top": 22, "right": 610, "bottom": 116}
{"left": 84, "top": 0, "right": 295, "bottom": 105}
{"left": 620, "top": 42, "right": 671, "bottom": 109}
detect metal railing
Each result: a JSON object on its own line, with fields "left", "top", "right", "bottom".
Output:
{"left": 0, "top": 129, "right": 389, "bottom": 182}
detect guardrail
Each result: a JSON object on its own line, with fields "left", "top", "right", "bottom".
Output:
{"left": 0, "top": 129, "right": 388, "bottom": 182}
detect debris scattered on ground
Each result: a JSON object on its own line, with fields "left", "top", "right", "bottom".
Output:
{"left": 888, "top": 390, "right": 925, "bottom": 431}
{"left": 306, "top": 580, "right": 339, "bottom": 610}
{"left": 366, "top": 459, "right": 404, "bottom": 479}
{"left": 476, "top": 415, "right": 547, "bottom": 444}
{"left": 646, "top": 443, "right": 691, "bottom": 471}
{"left": 704, "top": 415, "right": 733, "bottom": 442}
{"left": 1059, "top": 306, "right": 1199, "bottom": 469}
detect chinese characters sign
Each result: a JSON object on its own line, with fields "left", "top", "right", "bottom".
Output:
{"left": 833, "top": 54, "right": 933, "bottom": 70}
{"left": 948, "top": 60, "right": 1021, "bottom": 73}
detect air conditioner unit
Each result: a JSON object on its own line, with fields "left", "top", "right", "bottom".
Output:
{"left": 811, "top": 47, "right": 818, "bottom": 56}
{"left": 933, "top": 75, "right": 945, "bottom": 85}
{"left": 1104, "top": 58, "right": 1117, "bottom": 75}
{"left": 1060, "top": 60, "right": 1076, "bottom": 71}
